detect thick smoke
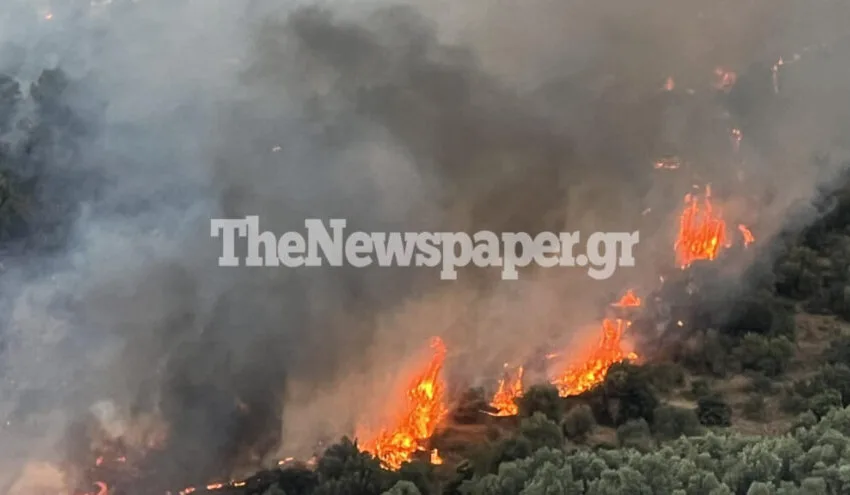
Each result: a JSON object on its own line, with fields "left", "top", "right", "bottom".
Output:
{"left": 1, "top": 0, "right": 850, "bottom": 492}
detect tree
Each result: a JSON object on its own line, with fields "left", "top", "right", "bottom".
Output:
{"left": 517, "top": 384, "right": 565, "bottom": 422}
{"left": 697, "top": 395, "right": 732, "bottom": 427}
{"left": 382, "top": 481, "right": 421, "bottom": 495}
{"left": 616, "top": 419, "right": 654, "bottom": 452}
{"left": 652, "top": 405, "right": 703, "bottom": 440}
{"left": 563, "top": 405, "right": 597, "bottom": 442}
{"left": 519, "top": 413, "right": 565, "bottom": 451}
{"left": 600, "top": 363, "right": 659, "bottom": 426}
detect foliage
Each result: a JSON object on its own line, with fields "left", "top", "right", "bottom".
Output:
{"left": 744, "top": 373, "right": 778, "bottom": 396}
{"left": 616, "top": 419, "right": 654, "bottom": 452}
{"left": 457, "top": 406, "right": 850, "bottom": 495}
{"left": 519, "top": 413, "right": 565, "bottom": 451}
{"left": 743, "top": 396, "right": 767, "bottom": 422}
{"left": 697, "top": 395, "right": 732, "bottom": 427}
{"left": 823, "top": 336, "right": 850, "bottom": 367}
{"left": 563, "top": 404, "right": 597, "bottom": 442}
{"left": 313, "top": 437, "right": 399, "bottom": 495}
{"left": 382, "top": 481, "right": 421, "bottom": 495}
{"left": 735, "top": 334, "right": 795, "bottom": 377}
{"left": 689, "top": 378, "right": 713, "bottom": 400}
{"left": 642, "top": 362, "right": 686, "bottom": 394}
{"left": 652, "top": 405, "right": 703, "bottom": 440}
{"left": 597, "top": 362, "right": 659, "bottom": 426}
{"left": 517, "top": 384, "right": 565, "bottom": 423}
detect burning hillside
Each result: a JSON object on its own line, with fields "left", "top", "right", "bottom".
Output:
{"left": 358, "top": 338, "right": 448, "bottom": 470}
{"left": 3, "top": 0, "right": 850, "bottom": 494}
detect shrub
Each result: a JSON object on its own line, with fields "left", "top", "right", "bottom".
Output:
{"left": 697, "top": 395, "right": 732, "bottom": 426}
{"left": 743, "top": 396, "right": 767, "bottom": 421}
{"left": 823, "top": 335, "right": 850, "bottom": 366}
{"left": 601, "top": 362, "right": 659, "bottom": 425}
{"left": 486, "top": 436, "right": 534, "bottom": 473}
{"left": 516, "top": 384, "right": 565, "bottom": 422}
{"left": 313, "top": 437, "right": 398, "bottom": 495}
{"left": 643, "top": 362, "right": 686, "bottom": 393}
{"left": 562, "top": 404, "right": 596, "bottom": 442}
{"left": 813, "top": 364, "right": 850, "bottom": 406}
{"left": 616, "top": 418, "right": 654, "bottom": 451}
{"left": 720, "top": 296, "right": 775, "bottom": 336}
{"left": 745, "top": 373, "right": 778, "bottom": 395}
{"left": 792, "top": 411, "right": 818, "bottom": 430}
{"left": 808, "top": 390, "right": 843, "bottom": 419}
{"left": 689, "top": 378, "right": 713, "bottom": 399}
{"left": 381, "top": 481, "right": 421, "bottom": 495}
{"left": 455, "top": 406, "right": 850, "bottom": 495}
{"left": 652, "top": 405, "right": 703, "bottom": 440}
{"left": 780, "top": 387, "right": 809, "bottom": 415}
{"left": 736, "top": 333, "right": 795, "bottom": 377}
{"left": 519, "top": 412, "right": 564, "bottom": 451}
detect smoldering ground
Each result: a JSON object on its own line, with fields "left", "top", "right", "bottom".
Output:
{"left": 1, "top": 0, "right": 850, "bottom": 491}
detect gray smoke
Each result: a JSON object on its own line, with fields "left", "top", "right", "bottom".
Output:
{"left": 1, "top": 0, "right": 850, "bottom": 491}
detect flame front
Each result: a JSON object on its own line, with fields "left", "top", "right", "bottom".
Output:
{"left": 674, "top": 186, "right": 755, "bottom": 268}
{"left": 552, "top": 290, "right": 640, "bottom": 397}
{"left": 674, "top": 186, "right": 728, "bottom": 268}
{"left": 489, "top": 365, "right": 524, "bottom": 416}
{"left": 361, "top": 337, "right": 448, "bottom": 470}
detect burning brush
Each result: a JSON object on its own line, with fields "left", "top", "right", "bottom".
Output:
{"left": 358, "top": 337, "right": 447, "bottom": 470}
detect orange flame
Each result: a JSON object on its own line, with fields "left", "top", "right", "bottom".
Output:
{"left": 674, "top": 186, "right": 728, "bottom": 268}
{"left": 361, "top": 337, "right": 448, "bottom": 470}
{"left": 488, "top": 365, "right": 524, "bottom": 416}
{"left": 552, "top": 291, "right": 640, "bottom": 397}
{"left": 738, "top": 224, "right": 755, "bottom": 247}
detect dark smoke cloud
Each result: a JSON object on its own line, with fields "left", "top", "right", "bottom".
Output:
{"left": 1, "top": 0, "right": 850, "bottom": 491}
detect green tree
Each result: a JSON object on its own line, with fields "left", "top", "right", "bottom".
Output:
{"left": 698, "top": 395, "right": 732, "bottom": 427}
{"left": 517, "top": 385, "right": 565, "bottom": 422}
{"left": 562, "top": 404, "right": 596, "bottom": 442}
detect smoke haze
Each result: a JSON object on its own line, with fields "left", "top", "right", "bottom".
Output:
{"left": 1, "top": 0, "right": 850, "bottom": 491}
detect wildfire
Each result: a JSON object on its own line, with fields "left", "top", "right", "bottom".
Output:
{"left": 738, "top": 224, "right": 755, "bottom": 247}
{"left": 674, "top": 186, "right": 728, "bottom": 268}
{"left": 360, "top": 337, "right": 448, "bottom": 470}
{"left": 674, "top": 186, "right": 755, "bottom": 268}
{"left": 713, "top": 67, "right": 737, "bottom": 91}
{"left": 488, "top": 365, "right": 524, "bottom": 416}
{"left": 552, "top": 291, "right": 640, "bottom": 397}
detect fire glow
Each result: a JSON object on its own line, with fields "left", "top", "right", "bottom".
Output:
{"left": 551, "top": 290, "right": 641, "bottom": 397}
{"left": 674, "top": 186, "right": 754, "bottom": 269}
{"left": 359, "top": 337, "right": 448, "bottom": 470}
{"left": 489, "top": 365, "right": 524, "bottom": 416}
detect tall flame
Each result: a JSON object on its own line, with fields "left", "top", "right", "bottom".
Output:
{"left": 674, "top": 186, "right": 728, "bottom": 268}
{"left": 361, "top": 337, "right": 448, "bottom": 470}
{"left": 552, "top": 290, "right": 640, "bottom": 397}
{"left": 488, "top": 365, "right": 524, "bottom": 416}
